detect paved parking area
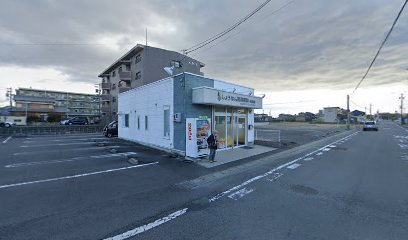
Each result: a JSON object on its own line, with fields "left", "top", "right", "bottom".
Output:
{"left": 0, "top": 133, "right": 212, "bottom": 240}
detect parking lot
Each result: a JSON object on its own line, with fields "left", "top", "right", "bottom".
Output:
{"left": 0, "top": 133, "right": 213, "bottom": 239}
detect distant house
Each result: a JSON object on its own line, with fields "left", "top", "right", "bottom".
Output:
{"left": 296, "top": 112, "right": 317, "bottom": 122}
{"left": 351, "top": 110, "right": 365, "bottom": 117}
{"left": 277, "top": 114, "right": 295, "bottom": 122}
{"left": 321, "top": 107, "right": 340, "bottom": 123}
{"left": 254, "top": 113, "right": 273, "bottom": 122}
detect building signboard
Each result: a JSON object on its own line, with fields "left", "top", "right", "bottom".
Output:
{"left": 192, "top": 87, "right": 262, "bottom": 109}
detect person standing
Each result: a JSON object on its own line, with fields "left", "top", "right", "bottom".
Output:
{"left": 207, "top": 130, "right": 218, "bottom": 163}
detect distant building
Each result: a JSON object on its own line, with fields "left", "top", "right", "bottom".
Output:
{"left": 10, "top": 88, "right": 100, "bottom": 121}
{"left": 254, "top": 113, "right": 273, "bottom": 122}
{"left": 321, "top": 107, "right": 340, "bottom": 123}
{"left": 98, "top": 44, "right": 205, "bottom": 121}
{"left": 277, "top": 114, "right": 296, "bottom": 122}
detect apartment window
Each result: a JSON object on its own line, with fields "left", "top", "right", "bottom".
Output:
{"left": 125, "top": 65, "right": 130, "bottom": 71}
{"left": 112, "top": 83, "right": 116, "bottom": 89}
{"left": 118, "top": 66, "right": 122, "bottom": 72}
{"left": 124, "top": 114, "right": 129, "bottom": 127}
{"left": 163, "top": 106, "right": 170, "bottom": 138}
{"left": 137, "top": 116, "right": 140, "bottom": 130}
{"left": 112, "top": 70, "right": 116, "bottom": 77}
{"left": 112, "top": 97, "right": 116, "bottom": 103}
{"left": 135, "top": 71, "right": 141, "bottom": 80}
{"left": 145, "top": 116, "right": 148, "bottom": 130}
{"left": 135, "top": 54, "right": 141, "bottom": 64}
{"left": 171, "top": 60, "right": 182, "bottom": 68}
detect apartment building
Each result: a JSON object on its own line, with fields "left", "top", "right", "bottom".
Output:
{"left": 11, "top": 88, "right": 100, "bottom": 121}
{"left": 98, "top": 44, "right": 205, "bottom": 121}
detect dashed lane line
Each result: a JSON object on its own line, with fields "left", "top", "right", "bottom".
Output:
{"left": 0, "top": 162, "right": 159, "bottom": 189}
{"left": 208, "top": 131, "right": 359, "bottom": 203}
{"left": 287, "top": 163, "right": 301, "bottom": 169}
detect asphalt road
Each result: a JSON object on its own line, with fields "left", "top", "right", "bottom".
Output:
{"left": 0, "top": 121, "right": 407, "bottom": 239}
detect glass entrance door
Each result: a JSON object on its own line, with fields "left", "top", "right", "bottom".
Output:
{"left": 233, "top": 116, "right": 246, "bottom": 147}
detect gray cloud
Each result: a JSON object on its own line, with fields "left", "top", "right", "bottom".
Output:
{"left": 0, "top": 0, "right": 407, "bottom": 92}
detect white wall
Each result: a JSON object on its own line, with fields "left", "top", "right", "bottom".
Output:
{"left": 323, "top": 108, "right": 338, "bottom": 123}
{"left": 118, "top": 78, "right": 174, "bottom": 150}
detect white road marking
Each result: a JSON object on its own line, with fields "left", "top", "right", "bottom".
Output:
{"left": 20, "top": 142, "right": 99, "bottom": 148}
{"left": 394, "top": 135, "right": 408, "bottom": 139}
{"left": 2, "top": 136, "right": 11, "bottom": 144}
{"left": 316, "top": 152, "right": 323, "bottom": 156}
{"left": 208, "top": 131, "right": 359, "bottom": 202}
{"left": 228, "top": 188, "right": 254, "bottom": 200}
{"left": 398, "top": 144, "right": 408, "bottom": 149}
{"left": 287, "top": 163, "right": 301, "bottom": 169}
{"left": 104, "top": 208, "right": 188, "bottom": 240}
{"left": 23, "top": 137, "right": 106, "bottom": 144}
{"left": 25, "top": 134, "right": 102, "bottom": 140}
{"left": 322, "top": 148, "right": 331, "bottom": 152}
{"left": 5, "top": 152, "right": 137, "bottom": 168}
{"left": 303, "top": 157, "right": 314, "bottom": 161}
{"left": 0, "top": 162, "right": 158, "bottom": 189}
{"left": 13, "top": 146, "right": 121, "bottom": 156}
{"left": 266, "top": 172, "right": 283, "bottom": 182}
{"left": 329, "top": 145, "right": 336, "bottom": 148}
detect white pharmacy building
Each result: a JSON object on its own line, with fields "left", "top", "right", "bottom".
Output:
{"left": 118, "top": 73, "right": 263, "bottom": 158}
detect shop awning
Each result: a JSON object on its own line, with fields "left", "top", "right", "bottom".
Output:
{"left": 192, "top": 87, "right": 262, "bottom": 109}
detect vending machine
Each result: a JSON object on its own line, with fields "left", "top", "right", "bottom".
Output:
{"left": 186, "top": 117, "right": 211, "bottom": 158}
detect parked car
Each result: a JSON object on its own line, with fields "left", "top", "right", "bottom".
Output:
{"left": 60, "top": 119, "right": 69, "bottom": 125}
{"left": 0, "top": 121, "right": 14, "bottom": 128}
{"left": 363, "top": 121, "right": 378, "bottom": 131}
{"left": 64, "top": 116, "right": 89, "bottom": 125}
{"left": 103, "top": 121, "right": 118, "bottom": 138}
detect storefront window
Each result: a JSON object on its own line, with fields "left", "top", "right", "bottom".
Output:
{"left": 214, "top": 116, "right": 226, "bottom": 149}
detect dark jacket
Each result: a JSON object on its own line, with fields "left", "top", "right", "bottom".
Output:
{"left": 207, "top": 134, "right": 218, "bottom": 149}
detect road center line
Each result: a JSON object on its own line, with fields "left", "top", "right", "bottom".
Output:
{"left": 0, "top": 162, "right": 158, "bottom": 189}
{"left": 208, "top": 131, "right": 359, "bottom": 202}
{"left": 104, "top": 208, "right": 188, "bottom": 240}
{"left": 228, "top": 188, "right": 254, "bottom": 200}
{"left": 2, "top": 136, "right": 12, "bottom": 144}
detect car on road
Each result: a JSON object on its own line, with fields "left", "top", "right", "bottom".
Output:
{"left": 363, "top": 121, "right": 378, "bottom": 131}
{"left": 103, "top": 121, "right": 118, "bottom": 138}
{"left": 0, "top": 121, "right": 14, "bottom": 128}
{"left": 64, "top": 116, "right": 89, "bottom": 125}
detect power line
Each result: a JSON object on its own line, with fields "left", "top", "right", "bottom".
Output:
{"left": 190, "top": 0, "right": 295, "bottom": 58}
{"left": 351, "top": 0, "right": 408, "bottom": 95}
{"left": 183, "top": 0, "right": 273, "bottom": 55}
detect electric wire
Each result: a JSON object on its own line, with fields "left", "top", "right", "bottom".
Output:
{"left": 183, "top": 0, "right": 273, "bottom": 55}
{"left": 351, "top": 0, "right": 408, "bottom": 95}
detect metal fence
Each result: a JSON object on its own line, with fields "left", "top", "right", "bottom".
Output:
{"left": 255, "top": 129, "right": 281, "bottom": 143}
{"left": 0, "top": 125, "right": 104, "bottom": 136}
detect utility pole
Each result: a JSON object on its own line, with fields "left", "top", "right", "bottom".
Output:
{"left": 400, "top": 93, "right": 405, "bottom": 125}
{"left": 369, "top": 103, "right": 372, "bottom": 117}
{"left": 347, "top": 95, "right": 350, "bottom": 130}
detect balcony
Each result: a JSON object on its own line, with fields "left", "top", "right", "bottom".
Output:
{"left": 101, "top": 82, "right": 111, "bottom": 89}
{"left": 101, "top": 105, "right": 110, "bottom": 113}
{"left": 119, "top": 87, "right": 132, "bottom": 93}
{"left": 101, "top": 94, "right": 111, "bottom": 102}
{"left": 119, "top": 71, "right": 131, "bottom": 81}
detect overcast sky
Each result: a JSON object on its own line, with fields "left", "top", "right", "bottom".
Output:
{"left": 0, "top": 0, "right": 407, "bottom": 115}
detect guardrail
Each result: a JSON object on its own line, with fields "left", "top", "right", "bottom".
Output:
{"left": 0, "top": 125, "right": 104, "bottom": 136}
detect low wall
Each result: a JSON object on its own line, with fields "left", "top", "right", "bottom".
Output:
{"left": 0, "top": 125, "right": 104, "bottom": 136}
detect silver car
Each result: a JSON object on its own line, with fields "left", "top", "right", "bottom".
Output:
{"left": 363, "top": 121, "right": 378, "bottom": 131}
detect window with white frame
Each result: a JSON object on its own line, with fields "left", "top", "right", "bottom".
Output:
{"left": 163, "top": 106, "right": 170, "bottom": 138}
